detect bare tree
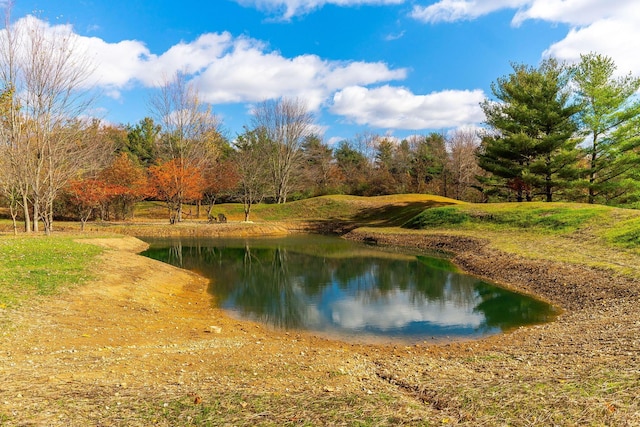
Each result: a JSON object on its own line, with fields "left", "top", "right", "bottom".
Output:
{"left": 353, "top": 131, "right": 380, "bottom": 167}
{"left": 149, "top": 72, "right": 224, "bottom": 222}
{"left": 233, "top": 127, "right": 270, "bottom": 222}
{"left": 0, "top": 8, "right": 98, "bottom": 234}
{"left": 0, "top": 127, "right": 20, "bottom": 234}
{"left": 0, "top": 6, "right": 30, "bottom": 232}
{"left": 251, "top": 97, "right": 314, "bottom": 204}
{"left": 447, "top": 128, "right": 484, "bottom": 201}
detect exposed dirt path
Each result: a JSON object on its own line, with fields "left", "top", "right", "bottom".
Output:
{"left": 1, "top": 232, "right": 639, "bottom": 425}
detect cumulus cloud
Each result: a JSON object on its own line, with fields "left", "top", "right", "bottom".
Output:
{"left": 191, "top": 42, "right": 406, "bottom": 110}
{"left": 4, "top": 16, "right": 406, "bottom": 113}
{"left": 410, "top": 0, "right": 527, "bottom": 23}
{"left": 411, "top": 0, "right": 640, "bottom": 78}
{"left": 83, "top": 32, "right": 240, "bottom": 93}
{"left": 543, "top": 16, "right": 640, "bottom": 74}
{"left": 331, "top": 85, "right": 486, "bottom": 129}
{"left": 235, "top": 0, "right": 404, "bottom": 20}
{"left": 511, "top": 0, "right": 634, "bottom": 26}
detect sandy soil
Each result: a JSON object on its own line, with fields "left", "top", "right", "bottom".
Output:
{"left": 1, "top": 230, "right": 639, "bottom": 426}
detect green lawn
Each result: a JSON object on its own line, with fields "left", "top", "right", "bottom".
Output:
{"left": 0, "top": 236, "right": 103, "bottom": 308}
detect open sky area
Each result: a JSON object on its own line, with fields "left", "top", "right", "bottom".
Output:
{"left": 5, "top": 0, "right": 640, "bottom": 144}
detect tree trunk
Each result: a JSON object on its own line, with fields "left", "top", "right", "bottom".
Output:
{"left": 33, "top": 201, "right": 39, "bottom": 233}
{"left": 22, "top": 193, "right": 31, "bottom": 233}
{"left": 588, "top": 138, "right": 598, "bottom": 204}
{"left": 10, "top": 204, "right": 18, "bottom": 236}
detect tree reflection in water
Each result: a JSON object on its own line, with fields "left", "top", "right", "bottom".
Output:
{"left": 141, "top": 236, "right": 558, "bottom": 342}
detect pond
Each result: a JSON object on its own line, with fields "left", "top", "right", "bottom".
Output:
{"left": 140, "top": 235, "right": 557, "bottom": 343}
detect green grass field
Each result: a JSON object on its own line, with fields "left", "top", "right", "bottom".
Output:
{"left": 0, "top": 236, "right": 103, "bottom": 308}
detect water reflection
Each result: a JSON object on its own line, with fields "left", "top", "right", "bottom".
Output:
{"left": 141, "top": 236, "right": 557, "bottom": 342}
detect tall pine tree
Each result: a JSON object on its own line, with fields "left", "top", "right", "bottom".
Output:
{"left": 572, "top": 53, "right": 640, "bottom": 205}
{"left": 479, "top": 59, "right": 581, "bottom": 202}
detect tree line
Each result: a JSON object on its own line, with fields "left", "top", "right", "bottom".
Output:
{"left": 1, "top": 11, "right": 639, "bottom": 234}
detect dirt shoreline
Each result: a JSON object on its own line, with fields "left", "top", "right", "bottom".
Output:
{"left": 1, "top": 226, "right": 639, "bottom": 425}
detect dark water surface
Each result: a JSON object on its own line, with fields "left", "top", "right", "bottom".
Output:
{"left": 140, "top": 235, "right": 557, "bottom": 343}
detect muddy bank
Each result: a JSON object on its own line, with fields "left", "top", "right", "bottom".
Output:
{"left": 82, "top": 220, "right": 291, "bottom": 238}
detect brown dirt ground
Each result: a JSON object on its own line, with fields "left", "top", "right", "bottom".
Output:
{"left": 1, "top": 226, "right": 640, "bottom": 426}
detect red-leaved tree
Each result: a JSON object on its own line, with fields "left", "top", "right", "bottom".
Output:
{"left": 98, "top": 153, "right": 151, "bottom": 220}
{"left": 202, "top": 158, "right": 239, "bottom": 220}
{"left": 149, "top": 159, "right": 206, "bottom": 223}
{"left": 66, "top": 178, "right": 118, "bottom": 230}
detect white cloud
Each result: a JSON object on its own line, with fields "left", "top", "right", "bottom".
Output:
{"left": 191, "top": 43, "right": 406, "bottom": 111}
{"left": 235, "top": 0, "right": 404, "bottom": 20}
{"left": 331, "top": 85, "right": 486, "bottom": 129}
{"left": 517, "top": 1, "right": 640, "bottom": 75}
{"left": 512, "top": 0, "right": 634, "bottom": 26}
{"left": 84, "top": 32, "right": 237, "bottom": 92}
{"left": 384, "top": 31, "right": 405, "bottom": 41}
{"left": 411, "top": 0, "right": 637, "bottom": 26}
{"left": 83, "top": 37, "right": 153, "bottom": 90}
{"left": 5, "top": 16, "right": 406, "bottom": 114}
{"left": 410, "top": 0, "right": 527, "bottom": 23}
{"left": 411, "top": 0, "right": 640, "bottom": 79}
{"left": 543, "top": 18, "right": 640, "bottom": 74}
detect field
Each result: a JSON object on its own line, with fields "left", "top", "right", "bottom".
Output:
{"left": 0, "top": 195, "right": 639, "bottom": 425}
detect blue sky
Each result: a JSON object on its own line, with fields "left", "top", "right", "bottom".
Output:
{"left": 6, "top": 0, "right": 639, "bottom": 143}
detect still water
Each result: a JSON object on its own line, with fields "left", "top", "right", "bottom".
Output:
{"left": 140, "top": 235, "right": 557, "bottom": 343}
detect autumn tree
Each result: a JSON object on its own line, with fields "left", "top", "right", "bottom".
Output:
{"left": 65, "top": 178, "right": 115, "bottom": 230}
{"left": 98, "top": 152, "right": 150, "bottom": 220}
{"left": 251, "top": 97, "right": 315, "bottom": 204}
{"left": 150, "top": 159, "right": 205, "bottom": 223}
{"left": 572, "top": 53, "right": 640, "bottom": 204}
{"left": 202, "top": 158, "right": 239, "bottom": 219}
{"left": 150, "top": 72, "right": 224, "bottom": 222}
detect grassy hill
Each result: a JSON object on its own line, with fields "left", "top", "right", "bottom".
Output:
{"left": 135, "top": 194, "right": 461, "bottom": 225}
{"left": 404, "top": 202, "right": 640, "bottom": 249}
